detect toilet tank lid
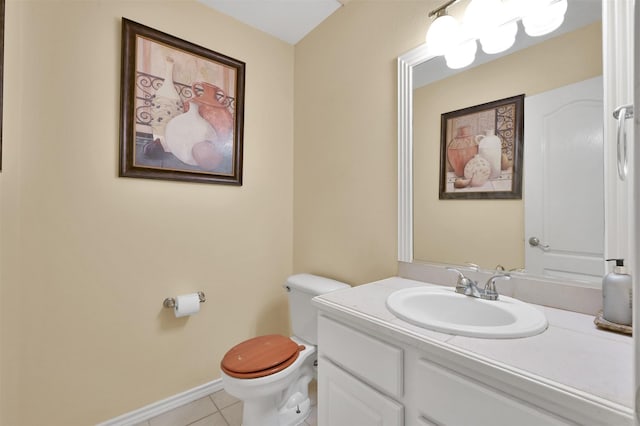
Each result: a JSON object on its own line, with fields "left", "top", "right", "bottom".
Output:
{"left": 285, "top": 274, "right": 350, "bottom": 295}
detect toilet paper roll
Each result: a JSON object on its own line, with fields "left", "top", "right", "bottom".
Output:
{"left": 174, "top": 293, "right": 200, "bottom": 318}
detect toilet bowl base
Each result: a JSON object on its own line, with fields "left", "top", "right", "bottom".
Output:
{"left": 241, "top": 394, "right": 310, "bottom": 426}
{"left": 277, "top": 392, "right": 311, "bottom": 426}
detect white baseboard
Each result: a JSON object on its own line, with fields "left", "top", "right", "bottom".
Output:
{"left": 96, "top": 379, "right": 224, "bottom": 426}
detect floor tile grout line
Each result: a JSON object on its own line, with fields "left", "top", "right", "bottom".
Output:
{"left": 219, "top": 409, "right": 231, "bottom": 426}
{"left": 208, "top": 394, "right": 220, "bottom": 411}
{"left": 209, "top": 391, "right": 242, "bottom": 412}
{"left": 182, "top": 411, "right": 219, "bottom": 426}
{"left": 185, "top": 412, "right": 229, "bottom": 426}
{"left": 219, "top": 401, "right": 242, "bottom": 426}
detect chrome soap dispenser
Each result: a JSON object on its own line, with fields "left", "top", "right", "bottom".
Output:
{"left": 602, "top": 258, "right": 632, "bottom": 326}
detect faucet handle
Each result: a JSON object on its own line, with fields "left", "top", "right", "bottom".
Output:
{"left": 445, "top": 267, "right": 464, "bottom": 279}
{"left": 481, "top": 274, "right": 511, "bottom": 301}
{"left": 446, "top": 267, "right": 475, "bottom": 294}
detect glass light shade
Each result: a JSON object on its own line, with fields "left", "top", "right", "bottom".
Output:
{"left": 480, "top": 21, "right": 518, "bottom": 54}
{"left": 426, "top": 14, "right": 461, "bottom": 56}
{"left": 464, "top": 0, "right": 503, "bottom": 38}
{"left": 465, "top": 0, "right": 518, "bottom": 33}
{"left": 445, "top": 39, "right": 478, "bottom": 69}
{"left": 522, "top": 0, "right": 568, "bottom": 37}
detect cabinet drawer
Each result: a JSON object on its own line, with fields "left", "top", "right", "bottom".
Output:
{"left": 318, "top": 315, "right": 403, "bottom": 398}
{"left": 415, "top": 358, "right": 570, "bottom": 426}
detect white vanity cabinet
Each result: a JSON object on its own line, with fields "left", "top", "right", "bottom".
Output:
{"left": 317, "top": 314, "right": 572, "bottom": 426}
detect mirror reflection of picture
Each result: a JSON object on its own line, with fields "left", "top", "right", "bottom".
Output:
{"left": 439, "top": 94, "right": 524, "bottom": 200}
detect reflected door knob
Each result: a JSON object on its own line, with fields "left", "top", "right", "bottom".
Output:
{"left": 528, "top": 237, "right": 550, "bottom": 250}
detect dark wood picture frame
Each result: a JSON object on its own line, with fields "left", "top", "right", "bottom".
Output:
{"left": 119, "top": 18, "right": 245, "bottom": 185}
{"left": 0, "top": 0, "right": 5, "bottom": 171}
{"left": 439, "top": 94, "right": 524, "bottom": 200}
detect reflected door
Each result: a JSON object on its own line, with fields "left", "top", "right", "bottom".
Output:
{"left": 524, "top": 76, "right": 604, "bottom": 283}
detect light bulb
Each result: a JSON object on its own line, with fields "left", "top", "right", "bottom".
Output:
{"left": 426, "top": 14, "right": 461, "bottom": 56}
{"left": 464, "top": 0, "right": 518, "bottom": 54}
{"left": 445, "top": 39, "right": 478, "bottom": 69}
{"left": 464, "top": 0, "right": 517, "bottom": 36}
{"left": 522, "top": 0, "right": 568, "bottom": 37}
{"left": 480, "top": 21, "right": 518, "bottom": 54}
{"left": 464, "top": 0, "right": 500, "bottom": 38}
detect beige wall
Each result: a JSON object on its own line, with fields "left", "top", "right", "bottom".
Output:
{"left": 293, "top": 1, "right": 435, "bottom": 285}
{"left": 1, "top": 1, "right": 293, "bottom": 425}
{"left": 413, "top": 23, "right": 602, "bottom": 269}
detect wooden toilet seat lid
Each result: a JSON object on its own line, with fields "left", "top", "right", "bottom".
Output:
{"left": 221, "top": 334, "right": 305, "bottom": 379}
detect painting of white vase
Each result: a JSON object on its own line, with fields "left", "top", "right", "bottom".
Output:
{"left": 119, "top": 18, "right": 245, "bottom": 185}
{"left": 439, "top": 95, "right": 524, "bottom": 200}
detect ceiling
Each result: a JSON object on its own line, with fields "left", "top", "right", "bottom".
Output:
{"left": 198, "top": 0, "right": 344, "bottom": 44}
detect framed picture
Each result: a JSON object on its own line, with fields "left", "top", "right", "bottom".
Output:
{"left": 119, "top": 18, "right": 245, "bottom": 185}
{"left": 439, "top": 94, "right": 524, "bottom": 199}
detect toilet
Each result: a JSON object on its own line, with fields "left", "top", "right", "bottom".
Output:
{"left": 220, "top": 274, "right": 349, "bottom": 426}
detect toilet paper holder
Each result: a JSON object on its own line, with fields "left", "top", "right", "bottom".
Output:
{"left": 163, "top": 292, "right": 206, "bottom": 309}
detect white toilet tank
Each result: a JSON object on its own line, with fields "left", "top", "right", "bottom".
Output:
{"left": 285, "top": 274, "right": 349, "bottom": 345}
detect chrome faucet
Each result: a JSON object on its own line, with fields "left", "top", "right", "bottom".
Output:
{"left": 446, "top": 267, "right": 480, "bottom": 297}
{"left": 480, "top": 273, "right": 511, "bottom": 301}
{"left": 446, "top": 267, "right": 510, "bottom": 301}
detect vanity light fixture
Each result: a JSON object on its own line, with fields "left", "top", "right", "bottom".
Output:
{"left": 425, "top": 8, "right": 463, "bottom": 56}
{"left": 426, "top": 0, "right": 569, "bottom": 69}
{"left": 521, "top": 0, "right": 568, "bottom": 37}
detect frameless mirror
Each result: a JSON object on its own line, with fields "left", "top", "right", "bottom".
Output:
{"left": 400, "top": 0, "right": 604, "bottom": 285}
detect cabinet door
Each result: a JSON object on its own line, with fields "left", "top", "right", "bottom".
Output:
{"left": 318, "top": 356, "right": 403, "bottom": 426}
{"left": 414, "top": 358, "right": 571, "bottom": 426}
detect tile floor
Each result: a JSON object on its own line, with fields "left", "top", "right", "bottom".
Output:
{"left": 134, "top": 382, "right": 317, "bottom": 426}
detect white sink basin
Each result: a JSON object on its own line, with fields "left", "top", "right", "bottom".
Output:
{"left": 386, "top": 286, "right": 548, "bottom": 338}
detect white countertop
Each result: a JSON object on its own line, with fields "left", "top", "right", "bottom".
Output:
{"left": 313, "top": 277, "right": 633, "bottom": 411}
